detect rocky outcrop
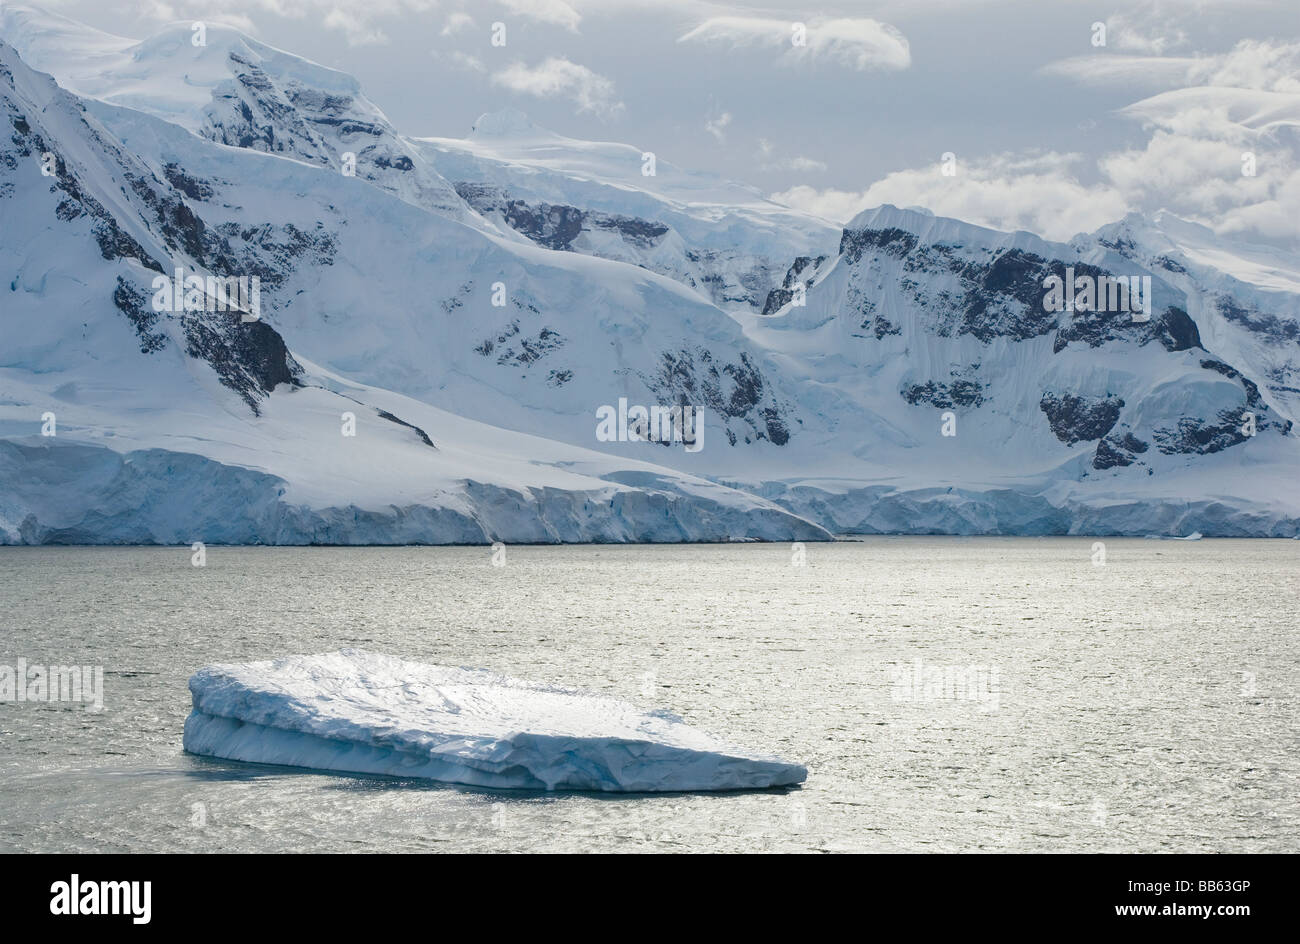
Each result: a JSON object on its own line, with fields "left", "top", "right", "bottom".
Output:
{"left": 1040, "top": 394, "right": 1124, "bottom": 445}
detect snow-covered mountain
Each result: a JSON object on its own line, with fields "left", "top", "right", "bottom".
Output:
{"left": 417, "top": 108, "right": 840, "bottom": 312}
{"left": 2, "top": 5, "right": 1298, "bottom": 542}
{"left": 739, "top": 205, "right": 1298, "bottom": 534}
{"left": 0, "top": 28, "right": 826, "bottom": 543}
{"left": 0, "top": 4, "right": 468, "bottom": 221}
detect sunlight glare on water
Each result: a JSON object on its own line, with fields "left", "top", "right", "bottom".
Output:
{"left": 1, "top": 539, "right": 1295, "bottom": 852}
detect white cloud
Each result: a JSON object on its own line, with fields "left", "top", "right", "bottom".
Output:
{"left": 773, "top": 153, "right": 1128, "bottom": 242}
{"left": 755, "top": 138, "right": 827, "bottom": 173}
{"left": 678, "top": 16, "right": 910, "bottom": 71}
{"left": 441, "top": 13, "right": 476, "bottom": 37}
{"left": 491, "top": 57, "right": 623, "bottom": 117}
{"left": 1123, "top": 87, "right": 1300, "bottom": 135}
{"left": 1031, "top": 37, "right": 1300, "bottom": 246}
{"left": 180, "top": 0, "right": 439, "bottom": 47}
{"left": 1217, "top": 168, "right": 1300, "bottom": 241}
{"left": 1197, "top": 39, "right": 1300, "bottom": 92}
{"left": 322, "top": 7, "right": 390, "bottom": 46}
{"left": 1044, "top": 39, "right": 1300, "bottom": 92}
{"left": 1041, "top": 54, "right": 1202, "bottom": 91}
{"left": 783, "top": 156, "right": 827, "bottom": 172}
{"left": 705, "top": 111, "right": 732, "bottom": 142}
{"left": 1106, "top": 12, "right": 1188, "bottom": 56}
{"left": 446, "top": 51, "right": 487, "bottom": 73}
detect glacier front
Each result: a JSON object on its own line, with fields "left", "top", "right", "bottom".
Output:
{"left": 182, "top": 650, "right": 808, "bottom": 792}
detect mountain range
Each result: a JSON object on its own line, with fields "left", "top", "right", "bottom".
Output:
{"left": 3, "top": 4, "right": 1298, "bottom": 542}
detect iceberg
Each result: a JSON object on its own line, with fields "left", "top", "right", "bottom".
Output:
{"left": 182, "top": 650, "right": 807, "bottom": 792}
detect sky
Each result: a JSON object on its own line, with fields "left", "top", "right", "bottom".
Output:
{"left": 17, "top": 0, "right": 1300, "bottom": 248}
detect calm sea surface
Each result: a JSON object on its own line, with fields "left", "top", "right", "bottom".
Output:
{"left": 1, "top": 539, "right": 1296, "bottom": 853}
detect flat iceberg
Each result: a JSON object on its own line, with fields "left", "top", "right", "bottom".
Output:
{"left": 182, "top": 650, "right": 807, "bottom": 792}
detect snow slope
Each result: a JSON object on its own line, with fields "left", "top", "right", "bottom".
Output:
{"left": 0, "top": 5, "right": 837, "bottom": 310}
{"left": 0, "top": 36, "right": 828, "bottom": 544}
{"left": 1082, "top": 212, "right": 1300, "bottom": 415}
{"left": 2, "top": 7, "right": 1299, "bottom": 540}
{"left": 183, "top": 650, "right": 808, "bottom": 791}
{"left": 730, "top": 205, "right": 1300, "bottom": 534}
{"left": 0, "top": 3, "right": 468, "bottom": 220}
{"left": 419, "top": 108, "right": 840, "bottom": 311}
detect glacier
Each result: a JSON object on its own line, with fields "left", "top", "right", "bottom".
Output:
{"left": 182, "top": 650, "right": 808, "bottom": 792}
{"left": 2, "top": 7, "right": 1299, "bottom": 541}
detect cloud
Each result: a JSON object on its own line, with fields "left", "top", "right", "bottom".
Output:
{"left": 705, "top": 111, "right": 732, "bottom": 142}
{"left": 782, "top": 155, "right": 827, "bottom": 172}
{"left": 1108, "top": 42, "right": 1300, "bottom": 241}
{"left": 1041, "top": 54, "right": 1203, "bottom": 91}
{"left": 1030, "top": 37, "right": 1300, "bottom": 246}
{"left": 756, "top": 139, "right": 826, "bottom": 173}
{"left": 321, "top": 7, "right": 391, "bottom": 46}
{"left": 678, "top": 16, "right": 910, "bottom": 71}
{"left": 1106, "top": 11, "right": 1189, "bottom": 55}
{"left": 491, "top": 57, "right": 623, "bottom": 117}
{"left": 445, "top": 51, "right": 487, "bottom": 73}
{"left": 773, "top": 153, "right": 1128, "bottom": 242}
{"left": 1044, "top": 39, "right": 1300, "bottom": 92}
{"left": 179, "top": 0, "right": 439, "bottom": 47}
{"left": 1196, "top": 39, "right": 1300, "bottom": 92}
{"left": 441, "top": 13, "right": 476, "bottom": 36}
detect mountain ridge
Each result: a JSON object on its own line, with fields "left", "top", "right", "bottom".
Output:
{"left": 2, "top": 7, "right": 1298, "bottom": 541}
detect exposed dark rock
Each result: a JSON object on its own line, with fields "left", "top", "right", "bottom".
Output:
{"left": 112, "top": 277, "right": 168, "bottom": 353}
{"left": 840, "top": 227, "right": 917, "bottom": 264}
{"left": 1053, "top": 304, "right": 1200, "bottom": 353}
{"left": 902, "top": 367, "right": 985, "bottom": 409}
{"left": 495, "top": 326, "right": 564, "bottom": 368}
{"left": 1093, "top": 432, "right": 1148, "bottom": 469}
{"left": 183, "top": 311, "right": 300, "bottom": 415}
{"left": 376, "top": 409, "right": 435, "bottom": 448}
{"left": 214, "top": 221, "right": 337, "bottom": 290}
{"left": 590, "top": 214, "right": 669, "bottom": 247}
{"left": 871, "top": 317, "right": 901, "bottom": 338}
{"left": 1118, "top": 432, "right": 1148, "bottom": 453}
{"left": 902, "top": 379, "right": 985, "bottom": 409}
{"left": 455, "top": 183, "right": 671, "bottom": 254}
{"left": 54, "top": 197, "right": 82, "bottom": 220}
{"left": 1092, "top": 437, "right": 1133, "bottom": 469}
{"left": 1040, "top": 394, "right": 1124, "bottom": 444}
{"left": 6, "top": 105, "right": 167, "bottom": 275}
{"left": 762, "top": 254, "right": 827, "bottom": 314}
{"left": 762, "top": 407, "right": 789, "bottom": 446}
{"left": 1152, "top": 412, "right": 1251, "bottom": 455}
{"left": 1214, "top": 296, "right": 1300, "bottom": 346}
{"left": 641, "top": 348, "right": 791, "bottom": 444}
{"left": 1152, "top": 306, "right": 1201, "bottom": 351}
{"left": 163, "top": 162, "right": 214, "bottom": 201}
{"left": 960, "top": 253, "right": 1096, "bottom": 343}
{"left": 372, "top": 153, "right": 413, "bottom": 172}
{"left": 761, "top": 286, "right": 796, "bottom": 315}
